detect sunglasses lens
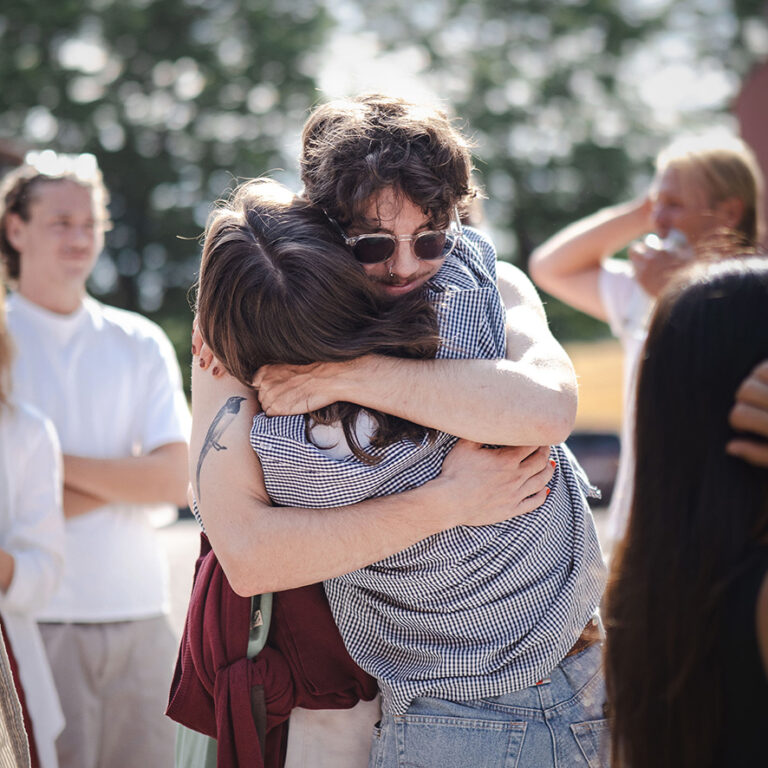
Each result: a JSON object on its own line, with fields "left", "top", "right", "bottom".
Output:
{"left": 353, "top": 236, "right": 396, "bottom": 264}
{"left": 413, "top": 232, "right": 447, "bottom": 260}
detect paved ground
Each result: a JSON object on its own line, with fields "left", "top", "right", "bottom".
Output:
{"left": 158, "top": 508, "right": 612, "bottom": 642}
{"left": 157, "top": 517, "right": 203, "bottom": 641}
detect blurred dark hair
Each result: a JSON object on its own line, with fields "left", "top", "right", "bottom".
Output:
{"left": 604, "top": 256, "right": 768, "bottom": 767}
{"left": 300, "top": 93, "right": 479, "bottom": 228}
{"left": 195, "top": 178, "right": 440, "bottom": 462}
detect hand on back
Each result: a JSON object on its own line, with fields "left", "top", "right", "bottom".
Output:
{"left": 438, "top": 442, "right": 554, "bottom": 527}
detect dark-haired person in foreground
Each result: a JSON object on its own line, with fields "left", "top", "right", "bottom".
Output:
{"left": 192, "top": 95, "right": 607, "bottom": 767}
{"left": 604, "top": 257, "right": 768, "bottom": 768}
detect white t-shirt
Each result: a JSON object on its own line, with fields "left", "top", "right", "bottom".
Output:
{"left": 599, "top": 259, "right": 654, "bottom": 548}
{"left": 7, "top": 293, "right": 191, "bottom": 622}
{"left": 0, "top": 401, "right": 65, "bottom": 768}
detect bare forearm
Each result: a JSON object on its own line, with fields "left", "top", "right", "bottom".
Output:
{"left": 334, "top": 355, "right": 575, "bottom": 445}
{"left": 64, "top": 442, "right": 189, "bottom": 508}
{"left": 531, "top": 197, "right": 651, "bottom": 277}
{"left": 200, "top": 473, "right": 456, "bottom": 595}
{"left": 529, "top": 197, "right": 651, "bottom": 320}
{"left": 0, "top": 549, "right": 13, "bottom": 593}
{"left": 63, "top": 486, "right": 108, "bottom": 519}
{"left": 330, "top": 264, "right": 578, "bottom": 445}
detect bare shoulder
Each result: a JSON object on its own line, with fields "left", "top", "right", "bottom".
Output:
{"left": 496, "top": 260, "right": 546, "bottom": 317}
{"left": 757, "top": 566, "right": 768, "bottom": 679}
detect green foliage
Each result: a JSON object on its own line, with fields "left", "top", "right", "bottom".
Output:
{"left": 359, "top": 0, "right": 767, "bottom": 340}
{"left": 2, "top": 0, "right": 766, "bottom": 371}
{"left": 0, "top": 0, "right": 332, "bottom": 387}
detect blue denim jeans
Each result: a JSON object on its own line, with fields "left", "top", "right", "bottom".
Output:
{"left": 368, "top": 643, "right": 609, "bottom": 768}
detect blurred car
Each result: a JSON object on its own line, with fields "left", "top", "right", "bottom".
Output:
{"left": 565, "top": 431, "right": 620, "bottom": 506}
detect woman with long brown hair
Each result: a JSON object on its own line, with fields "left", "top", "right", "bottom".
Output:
{"left": 604, "top": 257, "right": 768, "bottom": 767}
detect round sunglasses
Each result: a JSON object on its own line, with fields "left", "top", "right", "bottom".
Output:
{"left": 329, "top": 208, "right": 463, "bottom": 265}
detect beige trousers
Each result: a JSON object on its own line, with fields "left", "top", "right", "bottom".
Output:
{"left": 284, "top": 696, "right": 382, "bottom": 768}
{"left": 40, "top": 617, "right": 177, "bottom": 768}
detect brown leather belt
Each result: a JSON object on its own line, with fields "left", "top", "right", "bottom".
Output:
{"left": 565, "top": 616, "right": 603, "bottom": 658}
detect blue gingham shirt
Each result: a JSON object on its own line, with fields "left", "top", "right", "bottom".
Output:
{"left": 250, "top": 228, "right": 606, "bottom": 715}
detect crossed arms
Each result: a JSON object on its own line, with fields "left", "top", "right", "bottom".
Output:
{"left": 61, "top": 443, "right": 189, "bottom": 519}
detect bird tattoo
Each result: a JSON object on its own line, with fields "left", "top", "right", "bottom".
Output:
{"left": 195, "top": 395, "right": 246, "bottom": 502}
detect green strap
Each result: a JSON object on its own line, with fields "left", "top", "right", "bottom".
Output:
{"left": 174, "top": 591, "right": 274, "bottom": 767}
{"left": 247, "top": 592, "right": 272, "bottom": 659}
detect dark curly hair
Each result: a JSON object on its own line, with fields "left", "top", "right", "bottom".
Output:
{"left": 300, "top": 94, "right": 479, "bottom": 228}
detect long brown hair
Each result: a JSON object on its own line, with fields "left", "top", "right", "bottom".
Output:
{"left": 195, "top": 179, "right": 440, "bottom": 462}
{"left": 604, "top": 257, "right": 768, "bottom": 767}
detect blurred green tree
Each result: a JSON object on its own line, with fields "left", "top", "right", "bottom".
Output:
{"left": 0, "top": 0, "right": 332, "bottom": 384}
{"left": 2, "top": 0, "right": 766, "bottom": 364}
{"left": 349, "top": 0, "right": 768, "bottom": 340}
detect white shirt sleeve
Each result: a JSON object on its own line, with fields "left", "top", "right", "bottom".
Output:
{"left": 0, "top": 406, "right": 65, "bottom": 615}
{"left": 599, "top": 258, "right": 653, "bottom": 343}
{"left": 136, "top": 326, "right": 191, "bottom": 454}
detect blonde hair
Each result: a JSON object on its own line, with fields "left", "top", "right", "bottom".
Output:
{"left": 0, "top": 151, "right": 111, "bottom": 283}
{"left": 656, "top": 134, "right": 765, "bottom": 246}
{"left": 0, "top": 282, "right": 13, "bottom": 407}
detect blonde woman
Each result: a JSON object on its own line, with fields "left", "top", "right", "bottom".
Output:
{"left": 0, "top": 281, "right": 64, "bottom": 768}
{"left": 530, "top": 132, "right": 764, "bottom": 550}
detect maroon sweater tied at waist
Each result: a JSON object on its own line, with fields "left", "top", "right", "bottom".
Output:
{"left": 166, "top": 533, "right": 377, "bottom": 768}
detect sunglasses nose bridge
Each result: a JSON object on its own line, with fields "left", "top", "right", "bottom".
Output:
{"left": 388, "top": 236, "right": 422, "bottom": 276}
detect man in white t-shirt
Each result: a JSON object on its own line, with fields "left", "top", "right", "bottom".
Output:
{"left": 529, "top": 133, "right": 764, "bottom": 551}
{"left": 0, "top": 152, "right": 190, "bottom": 768}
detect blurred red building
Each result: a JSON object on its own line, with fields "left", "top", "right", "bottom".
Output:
{"left": 735, "top": 58, "right": 768, "bottom": 246}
